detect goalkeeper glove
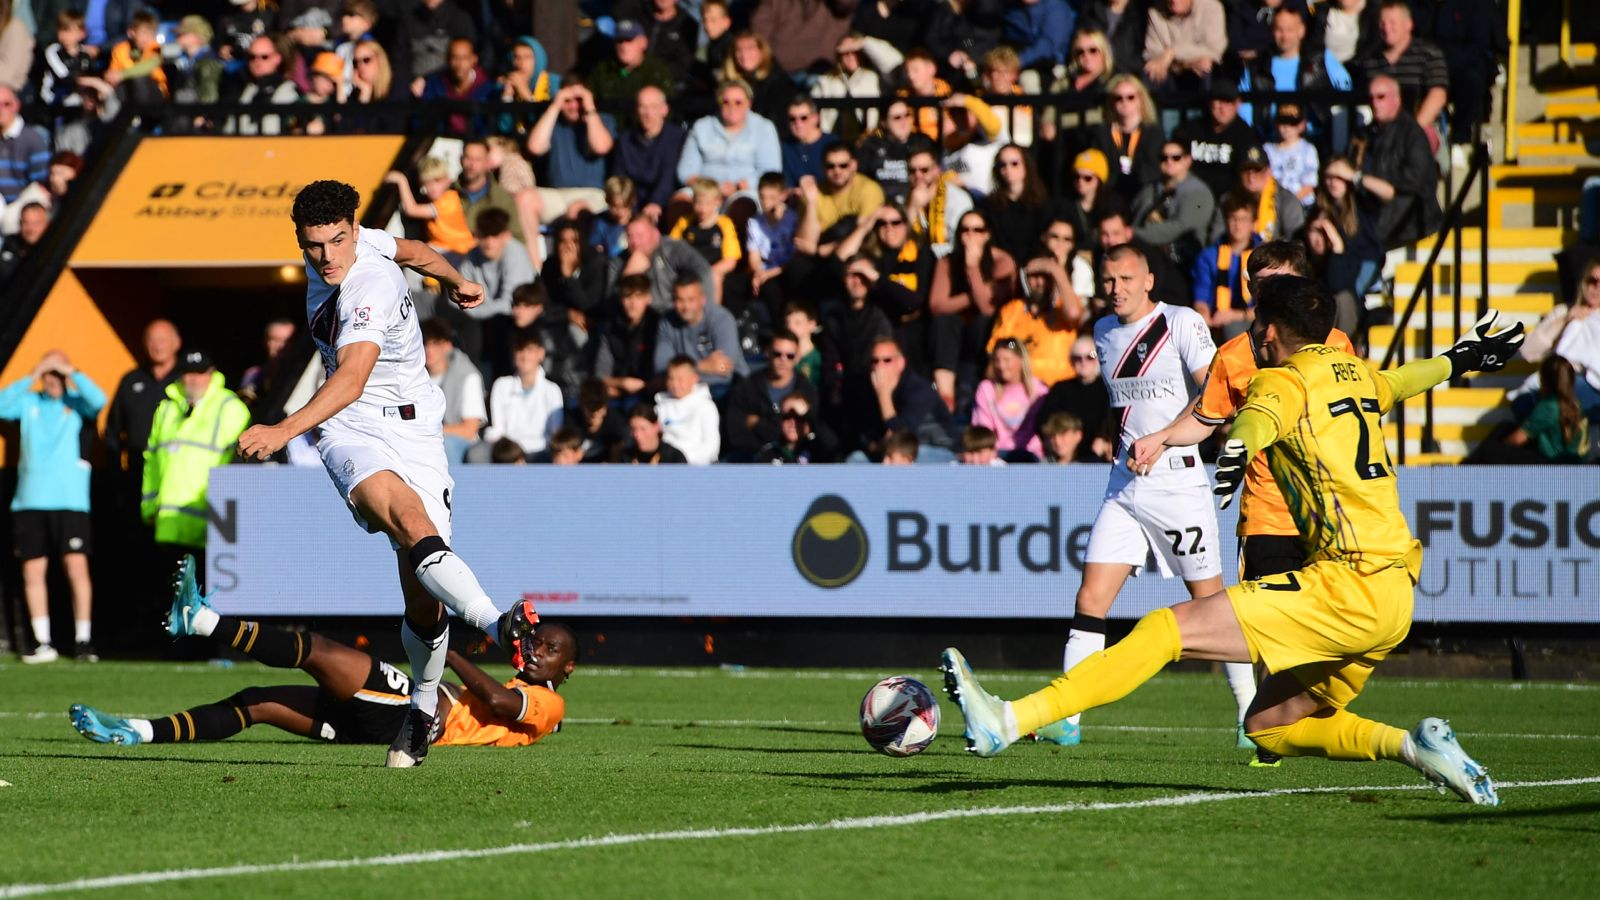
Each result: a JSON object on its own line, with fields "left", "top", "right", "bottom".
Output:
{"left": 1212, "top": 438, "right": 1247, "bottom": 510}
{"left": 1441, "top": 311, "right": 1526, "bottom": 378}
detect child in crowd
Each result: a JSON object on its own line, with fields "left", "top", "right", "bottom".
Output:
{"left": 1264, "top": 103, "right": 1319, "bottom": 208}
{"left": 670, "top": 177, "right": 743, "bottom": 305}
{"left": 490, "top": 438, "right": 528, "bottom": 464}
{"left": 698, "top": 0, "right": 734, "bottom": 77}
{"left": 783, "top": 299, "right": 822, "bottom": 388}
{"left": 336, "top": 0, "right": 379, "bottom": 73}
{"left": 881, "top": 429, "right": 919, "bottom": 465}
{"left": 106, "top": 10, "right": 167, "bottom": 103}
{"left": 1037, "top": 411, "right": 1083, "bottom": 464}
{"left": 620, "top": 405, "right": 688, "bottom": 464}
{"left": 959, "top": 425, "right": 1005, "bottom": 466}
{"left": 655, "top": 355, "right": 721, "bottom": 465}
{"left": 40, "top": 11, "right": 94, "bottom": 109}
{"left": 167, "top": 17, "right": 224, "bottom": 105}
{"left": 590, "top": 175, "right": 636, "bottom": 258}
{"left": 547, "top": 426, "right": 585, "bottom": 465}
{"left": 971, "top": 337, "right": 1046, "bottom": 460}
{"left": 747, "top": 171, "right": 797, "bottom": 298}
{"left": 385, "top": 157, "right": 476, "bottom": 259}
{"left": 483, "top": 330, "right": 565, "bottom": 459}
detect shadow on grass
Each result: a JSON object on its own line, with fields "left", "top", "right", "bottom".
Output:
{"left": 1388, "top": 800, "right": 1600, "bottom": 830}
{"left": 751, "top": 768, "right": 1221, "bottom": 795}
{"left": 0, "top": 750, "right": 361, "bottom": 768}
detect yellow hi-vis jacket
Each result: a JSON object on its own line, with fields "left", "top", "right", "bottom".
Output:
{"left": 141, "top": 372, "right": 251, "bottom": 548}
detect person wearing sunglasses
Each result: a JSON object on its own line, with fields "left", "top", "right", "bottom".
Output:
{"left": 781, "top": 97, "right": 836, "bottom": 188}
{"left": 1074, "top": 6, "right": 1144, "bottom": 80}
{"left": 1081, "top": 73, "right": 1165, "bottom": 207}
{"left": 857, "top": 99, "right": 919, "bottom": 203}
{"left": 795, "top": 144, "right": 886, "bottom": 258}
{"left": 929, "top": 210, "right": 1016, "bottom": 408}
{"left": 724, "top": 329, "right": 820, "bottom": 460}
{"left": 1130, "top": 139, "right": 1214, "bottom": 281}
{"left": 223, "top": 34, "right": 302, "bottom": 136}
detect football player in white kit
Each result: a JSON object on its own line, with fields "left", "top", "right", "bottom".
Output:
{"left": 1033, "top": 243, "right": 1256, "bottom": 746}
{"left": 237, "top": 181, "right": 539, "bottom": 768}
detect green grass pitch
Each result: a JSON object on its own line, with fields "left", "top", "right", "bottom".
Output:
{"left": 3, "top": 659, "right": 1598, "bottom": 898}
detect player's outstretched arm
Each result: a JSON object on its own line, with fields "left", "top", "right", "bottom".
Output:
{"left": 392, "top": 238, "right": 485, "bottom": 310}
{"left": 238, "top": 342, "right": 379, "bottom": 460}
{"left": 445, "top": 649, "right": 526, "bottom": 720}
{"left": 1374, "top": 311, "right": 1527, "bottom": 410}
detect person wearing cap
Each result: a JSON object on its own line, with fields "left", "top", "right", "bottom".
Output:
{"left": 1209, "top": 145, "right": 1304, "bottom": 245}
{"left": 287, "top": 7, "right": 335, "bottom": 95}
{"left": 0, "top": 350, "right": 106, "bottom": 663}
{"left": 1264, "top": 102, "right": 1320, "bottom": 207}
{"left": 416, "top": 36, "right": 494, "bottom": 136}
{"left": 614, "top": 0, "right": 699, "bottom": 90}
{"left": 142, "top": 350, "right": 251, "bottom": 587}
{"left": 166, "top": 15, "right": 224, "bottom": 106}
{"left": 1171, "top": 79, "right": 1263, "bottom": 201}
{"left": 587, "top": 19, "right": 674, "bottom": 126}
{"left": 1238, "top": 6, "right": 1352, "bottom": 138}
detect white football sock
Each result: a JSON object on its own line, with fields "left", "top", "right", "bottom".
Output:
{"left": 1061, "top": 628, "right": 1107, "bottom": 727}
{"left": 31, "top": 616, "right": 51, "bottom": 647}
{"left": 1001, "top": 701, "right": 1021, "bottom": 743}
{"left": 1225, "top": 662, "right": 1257, "bottom": 722}
{"left": 413, "top": 549, "right": 503, "bottom": 637}
{"left": 129, "top": 719, "right": 155, "bottom": 743}
{"left": 74, "top": 620, "right": 92, "bottom": 644}
{"left": 189, "top": 604, "right": 220, "bottom": 637}
{"left": 401, "top": 618, "right": 449, "bottom": 717}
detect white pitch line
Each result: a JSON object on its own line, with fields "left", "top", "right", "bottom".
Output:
{"left": 2, "top": 777, "right": 1597, "bottom": 898}
{"left": 562, "top": 717, "right": 1600, "bottom": 742}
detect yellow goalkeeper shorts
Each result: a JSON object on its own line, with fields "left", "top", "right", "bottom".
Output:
{"left": 1227, "top": 559, "right": 1415, "bottom": 710}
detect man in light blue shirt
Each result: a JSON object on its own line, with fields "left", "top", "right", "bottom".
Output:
{"left": 1238, "top": 7, "right": 1352, "bottom": 138}
{"left": 0, "top": 351, "right": 106, "bottom": 663}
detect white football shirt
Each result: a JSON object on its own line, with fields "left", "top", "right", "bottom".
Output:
{"left": 1094, "top": 301, "right": 1215, "bottom": 489}
{"left": 304, "top": 226, "right": 440, "bottom": 420}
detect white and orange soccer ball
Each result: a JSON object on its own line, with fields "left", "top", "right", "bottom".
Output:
{"left": 859, "top": 676, "right": 940, "bottom": 757}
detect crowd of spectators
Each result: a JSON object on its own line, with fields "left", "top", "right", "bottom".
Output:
{"left": 5, "top": 0, "right": 1571, "bottom": 464}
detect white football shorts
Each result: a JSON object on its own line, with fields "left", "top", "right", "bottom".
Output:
{"left": 1084, "top": 481, "right": 1222, "bottom": 582}
{"left": 318, "top": 410, "right": 453, "bottom": 549}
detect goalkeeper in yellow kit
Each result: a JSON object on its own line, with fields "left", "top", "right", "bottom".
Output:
{"left": 942, "top": 276, "right": 1523, "bottom": 805}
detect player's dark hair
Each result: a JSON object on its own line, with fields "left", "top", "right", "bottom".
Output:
{"left": 512, "top": 281, "right": 546, "bottom": 307}
{"left": 548, "top": 425, "right": 583, "bottom": 454}
{"left": 617, "top": 274, "right": 652, "bottom": 298}
{"left": 420, "top": 316, "right": 453, "bottom": 344}
{"left": 884, "top": 428, "right": 919, "bottom": 460}
{"left": 291, "top": 180, "right": 360, "bottom": 231}
{"left": 1247, "top": 240, "right": 1310, "bottom": 279}
{"left": 1253, "top": 274, "right": 1335, "bottom": 346}
{"left": 474, "top": 206, "right": 511, "bottom": 237}
{"left": 490, "top": 437, "right": 526, "bottom": 463}
{"left": 512, "top": 327, "right": 545, "bottom": 352}
{"left": 962, "top": 425, "right": 998, "bottom": 453}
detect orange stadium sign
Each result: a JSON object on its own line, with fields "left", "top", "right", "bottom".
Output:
{"left": 73, "top": 135, "right": 404, "bottom": 267}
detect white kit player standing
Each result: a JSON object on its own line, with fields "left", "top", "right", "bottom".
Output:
{"left": 1033, "top": 243, "right": 1257, "bottom": 746}
{"left": 238, "top": 180, "right": 538, "bottom": 768}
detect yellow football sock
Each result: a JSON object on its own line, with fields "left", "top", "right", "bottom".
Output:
{"left": 1247, "top": 709, "right": 1410, "bottom": 762}
{"left": 1011, "top": 607, "right": 1183, "bottom": 736}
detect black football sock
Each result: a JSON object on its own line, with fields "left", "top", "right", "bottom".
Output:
{"left": 214, "top": 616, "right": 308, "bottom": 669}
{"left": 146, "top": 701, "right": 252, "bottom": 743}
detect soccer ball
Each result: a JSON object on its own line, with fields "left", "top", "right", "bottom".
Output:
{"left": 860, "top": 676, "right": 940, "bottom": 757}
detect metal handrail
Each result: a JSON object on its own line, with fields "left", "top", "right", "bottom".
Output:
{"left": 1379, "top": 141, "right": 1492, "bottom": 464}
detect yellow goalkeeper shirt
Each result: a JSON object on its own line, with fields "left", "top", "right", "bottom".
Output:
{"left": 1229, "top": 345, "right": 1451, "bottom": 580}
